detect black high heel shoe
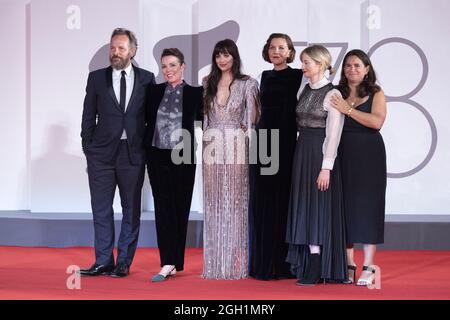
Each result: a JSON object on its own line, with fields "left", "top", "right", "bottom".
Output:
{"left": 343, "top": 265, "right": 357, "bottom": 284}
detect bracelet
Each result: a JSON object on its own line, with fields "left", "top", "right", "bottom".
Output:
{"left": 347, "top": 107, "right": 354, "bottom": 117}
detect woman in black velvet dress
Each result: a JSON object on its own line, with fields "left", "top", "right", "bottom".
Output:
{"left": 249, "top": 33, "right": 303, "bottom": 280}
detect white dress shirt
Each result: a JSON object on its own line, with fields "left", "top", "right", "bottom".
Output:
{"left": 112, "top": 63, "right": 134, "bottom": 139}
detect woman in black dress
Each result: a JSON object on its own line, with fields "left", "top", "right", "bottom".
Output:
{"left": 330, "top": 49, "right": 387, "bottom": 286}
{"left": 286, "top": 45, "right": 348, "bottom": 286}
{"left": 249, "top": 33, "right": 302, "bottom": 280}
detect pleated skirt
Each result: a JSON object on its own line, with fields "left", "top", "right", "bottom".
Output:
{"left": 285, "top": 127, "right": 348, "bottom": 282}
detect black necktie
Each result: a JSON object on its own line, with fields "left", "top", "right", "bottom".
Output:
{"left": 120, "top": 70, "right": 126, "bottom": 112}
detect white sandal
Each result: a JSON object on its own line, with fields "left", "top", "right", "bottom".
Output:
{"left": 356, "top": 266, "right": 375, "bottom": 286}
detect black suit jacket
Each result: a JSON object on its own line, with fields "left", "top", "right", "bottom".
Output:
{"left": 145, "top": 82, "right": 203, "bottom": 164}
{"left": 81, "top": 65, "right": 155, "bottom": 165}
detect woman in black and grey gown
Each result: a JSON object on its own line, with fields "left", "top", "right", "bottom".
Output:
{"left": 286, "top": 45, "right": 348, "bottom": 286}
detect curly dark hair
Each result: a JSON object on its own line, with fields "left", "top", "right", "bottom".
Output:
{"left": 337, "top": 49, "right": 381, "bottom": 99}
{"left": 203, "top": 39, "right": 248, "bottom": 115}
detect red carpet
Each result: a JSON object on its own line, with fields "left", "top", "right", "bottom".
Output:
{"left": 0, "top": 247, "right": 449, "bottom": 300}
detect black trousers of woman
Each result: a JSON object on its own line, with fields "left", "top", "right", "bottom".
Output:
{"left": 147, "top": 147, "right": 196, "bottom": 271}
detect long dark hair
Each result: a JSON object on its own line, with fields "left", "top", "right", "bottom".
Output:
{"left": 337, "top": 49, "right": 381, "bottom": 99}
{"left": 204, "top": 39, "right": 248, "bottom": 115}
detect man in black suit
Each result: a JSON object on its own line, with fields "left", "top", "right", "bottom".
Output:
{"left": 80, "top": 28, "right": 155, "bottom": 277}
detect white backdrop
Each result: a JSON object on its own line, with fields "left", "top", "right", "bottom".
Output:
{"left": 0, "top": 0, "right": 448, "bottom": 215}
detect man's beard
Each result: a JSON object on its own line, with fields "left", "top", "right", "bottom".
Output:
{"left": 110, "top": 55, "right": 131, "bottom": 70}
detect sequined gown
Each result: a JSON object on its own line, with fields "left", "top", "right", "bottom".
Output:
{"left": 202, "top": 77, "right": 260, "bottom": 280}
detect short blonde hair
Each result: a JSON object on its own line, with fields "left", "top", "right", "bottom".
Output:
{"left": 300, "top": 45, "right": 333, "bottom": 73}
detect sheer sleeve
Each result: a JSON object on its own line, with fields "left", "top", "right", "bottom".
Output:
{"left": 322, "top": 89, "right": 344, "bottom": 170}
{"left": 242, "top": 78, "right": 261, "bottom": 136}
{"left": 202, "top": 76, "right": 209, "bottom": 131}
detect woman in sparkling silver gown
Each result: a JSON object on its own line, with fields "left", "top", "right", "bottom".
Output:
{"left": 202, "top": 39, "right": 260, "bottom": 279}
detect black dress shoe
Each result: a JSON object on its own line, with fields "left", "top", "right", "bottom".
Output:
{"left": 80, "top": 264, "right": 114, "bottom": 276}
{"left": 110, "top": 263, "right": 129, "bottom": 278}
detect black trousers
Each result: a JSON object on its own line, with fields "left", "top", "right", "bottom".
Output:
{"left": 147, "top": 147, "right": 196, "bottom": 271}
{"left": 87, "top": 140, "right": 145, "bottom": 266}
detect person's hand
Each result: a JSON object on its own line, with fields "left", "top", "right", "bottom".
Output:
{"left": 317, "top": 169, "right": 330, "bottom": 191}
{"left": 330, "top": 94, "right": 350, "bottom": 114}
